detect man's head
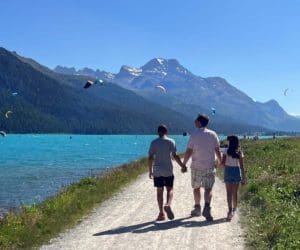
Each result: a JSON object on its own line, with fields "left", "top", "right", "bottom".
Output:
{"left": 195, "top": 114, "right": 209, "bottom": 128}
{"left": 157, "top": 124, "right": 168, "bottom": 137}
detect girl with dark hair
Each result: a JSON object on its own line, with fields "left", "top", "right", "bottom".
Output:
{"left": 221, "top": 135, "right": 246, "bottom": 221}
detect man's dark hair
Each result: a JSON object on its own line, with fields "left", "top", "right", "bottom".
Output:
{"left": 157, "top": 124, "right": 168, "bottom": 137}
{"left": 196, "top": 114, "right": 209, "bottom": 127}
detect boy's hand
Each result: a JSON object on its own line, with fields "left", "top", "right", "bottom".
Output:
{"left": 149, "top": 172, "right": 153, "bottom": 179}
{"left": 181, "top": 166, "right": 187, "bottom": 173}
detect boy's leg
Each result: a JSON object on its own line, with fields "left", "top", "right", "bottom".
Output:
{"left": 157, "top": 187, "right": 164, "bottom": 213}
{"left": 164, "top": 186, "right": 175, "bottom": 220}
{"left": 166, "top": 186, "right": 173, "bottom": 206}
{"left": 193, "top": 188, "right": 201, "bottom": 205}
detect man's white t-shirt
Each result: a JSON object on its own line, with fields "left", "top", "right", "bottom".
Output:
{"left": 187, "top": 128, "right": 219, "bottom": 169}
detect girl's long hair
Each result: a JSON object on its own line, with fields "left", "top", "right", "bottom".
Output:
{"left": 227, "top": 135, "right": 241, "bottom": 159}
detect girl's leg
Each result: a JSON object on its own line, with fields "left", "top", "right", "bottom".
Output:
{"left": 157, "top": 187, "right": 164, "bottom": 213}
{"left": 166, "top": 186, "right": 174, "bottom": 206}
{"left": 232, "top": 183, "right": 240, "bottom": 210}
{"left": 225, "top": 183, "right": 233, "bottom": 211}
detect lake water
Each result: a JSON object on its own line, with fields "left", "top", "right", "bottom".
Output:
{"left": 0, "top": 134, "right": 282, "bottom": 213}
{"left": 0, "top": 134, "right": 190, "bottom": 212}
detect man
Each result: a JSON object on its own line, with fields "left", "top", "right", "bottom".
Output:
{"left": 183, "top": 114, "right": 222, "bottom": 221}
{"left": 148, "top": 124, "right": 187, "bottom": 221}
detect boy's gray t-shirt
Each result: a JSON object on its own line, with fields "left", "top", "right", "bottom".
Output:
{"left": 148, "top": 136, "right": 177, "bottom": 177}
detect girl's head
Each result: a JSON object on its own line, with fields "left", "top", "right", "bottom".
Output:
{"left": 227, "top": 135, "right": 241, "bottom": 159}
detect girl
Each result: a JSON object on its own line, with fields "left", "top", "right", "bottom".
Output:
{"left": 221, "top": 135, "right": 246, "bottom": 221}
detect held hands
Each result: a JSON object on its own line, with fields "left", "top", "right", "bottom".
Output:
{"left": 181, "top": 165, "right": 187, "bottom": 173}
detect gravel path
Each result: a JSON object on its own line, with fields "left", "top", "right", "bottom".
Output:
{"left": 41, "top": 161, "right": 245, "bottom": 250}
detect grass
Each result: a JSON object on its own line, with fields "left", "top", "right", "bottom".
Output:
{"left": 0, "top": 158, "right": 148, "bottom": 249}
{"left": 239, "top": 138, "right": 300, "bottom": 249}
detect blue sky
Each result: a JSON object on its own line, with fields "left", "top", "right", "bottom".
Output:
{"left": 0, "top": 0, "right": 299, "bottom": 115}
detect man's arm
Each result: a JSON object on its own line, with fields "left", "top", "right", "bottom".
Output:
{"left": 215, "top": 147, "right": 222, "bottom": 166}
{"left": 183, "top": 148, "right": 193, "bottom": 166}
{"left": 148, "top": 153, "right": 154, "bottom": 179}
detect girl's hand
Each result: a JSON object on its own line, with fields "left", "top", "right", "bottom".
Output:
{"left": 149, "top": 172, "right": 153, "bottom": 179}
{"left": 241, "top": 177, "right": 247, "bottom": 185}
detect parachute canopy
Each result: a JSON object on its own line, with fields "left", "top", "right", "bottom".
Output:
{"left": 284, "top": 88, "right": 289, "bottom": 96}
{"left": 211, "top": 108, "right": 216, "bottom": 115}
{"left": 84, "top": 79, "right": 105, "bottom": 89}
{"left": 0, "top": 131, "right": 6, "bottom": 137}
{"left": 5, "top": 111, "right": 12, "bottom": 118}
{"left": 155, "top": 85, "right": 166, "bottom": 93}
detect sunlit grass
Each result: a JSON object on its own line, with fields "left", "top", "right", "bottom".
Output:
{"left": 240, "top": 138, "right": 300, "bottom": 249}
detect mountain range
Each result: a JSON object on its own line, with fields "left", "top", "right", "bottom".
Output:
{"left": 55, "top": 58, "right": 300, "bottom": 132}
{"left": 0, "top": 47, "right": 298, "bottom": 134}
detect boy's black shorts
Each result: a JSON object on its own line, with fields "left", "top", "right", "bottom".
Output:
{"left": 154, "top": 175, "right": 174, "bottom": 187}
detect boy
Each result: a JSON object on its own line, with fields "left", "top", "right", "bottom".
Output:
{"left": 148, "top": 124, "right": 187, "bottom": 221}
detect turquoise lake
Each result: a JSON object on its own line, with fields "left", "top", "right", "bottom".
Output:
{"left": 0, "top": 134, "right": 190, "bottom": 212}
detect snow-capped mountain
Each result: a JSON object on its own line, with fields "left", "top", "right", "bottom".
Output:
{"left": 54, "top": 58, "right": 300, "bottom": 132}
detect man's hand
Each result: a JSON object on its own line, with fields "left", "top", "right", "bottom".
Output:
{"left": 149, "top": 171, "right": 153, "bottom": 179}
{"left": 181, "top": 165, "right": 187, "bottom": 173}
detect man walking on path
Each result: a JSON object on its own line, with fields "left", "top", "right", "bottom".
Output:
{"left": 183, "top": 114, "right": 222, "bottom": 221}
{"left": 148, "top": 124, "right": 187, "bottom": 221}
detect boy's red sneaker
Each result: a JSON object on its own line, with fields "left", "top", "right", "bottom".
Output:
{"left": 156, "top": 212, "right": 166, "bottom": 221}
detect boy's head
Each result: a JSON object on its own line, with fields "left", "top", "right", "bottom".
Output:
{"left": 157, "top": 124, "right": 168, "bottom": 137}
{"left": 195, "top": 114, "right": 209, "bottom": 128}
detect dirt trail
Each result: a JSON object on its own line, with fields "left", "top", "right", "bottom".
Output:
{"left": 41, "top": 161, "right": 245, "bottom": 250}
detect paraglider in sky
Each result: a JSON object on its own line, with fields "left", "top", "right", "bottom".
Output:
{"left": 12, "top": 92, "right": 18, "bottom": 96}
{"left": 155, "top": 85, "right": 166, "bottom": 93}
{"left": 0, "top": 131, "right": 7, "bottom": 137}
{"left": 5, "top": 111, "right": 12, "bottom": 118}
{"left": 284, "top": 88, "right": 289, "bottom": 96}
{"left": 211, "top": 108, "right": 216, "bottom": 115}
{"left": 84, "top": 79, "right": 104, "bottom": 89}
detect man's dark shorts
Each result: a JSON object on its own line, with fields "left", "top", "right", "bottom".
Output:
{"left": 154, "top": 175, "right": 174, "bottom": 188}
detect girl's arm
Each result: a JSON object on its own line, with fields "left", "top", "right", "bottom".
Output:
{"left": 220, "top": 154, "right": 226, "bottom": 167}
{"left": 239, "top": 157, "right": 246, "bottom": 185}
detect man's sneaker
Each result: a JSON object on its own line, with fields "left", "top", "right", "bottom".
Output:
{"left": 191, "top": 205, "right": 201, "bottom": 217}
{"left": 202, "top": 206, "right": 213, "bottom": 221}
{"left": 164, "top": 205, "right": 175, "bottom": 220}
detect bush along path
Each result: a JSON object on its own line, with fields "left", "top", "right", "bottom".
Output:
{"left": 41, "top": 160, "right": 244, "bottom": 250}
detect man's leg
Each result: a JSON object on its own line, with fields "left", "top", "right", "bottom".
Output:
{"left": 202, "top": 172, "right": 215, "bottom": 221}
{"left": 191, "top": 188, "right": 201, "bottom": 216}
{"left": 193, "top": 188, "right": 201, "bottom": 205}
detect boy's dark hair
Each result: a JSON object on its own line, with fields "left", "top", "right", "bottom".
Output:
{"left": 157, "top": 124, "right": 168, "bottom": 137}
{"left": 196, "top": 114, "right": 209, "bottom": 127}
{"left": 227, "top": 135, "right": 241, "bottom": 159}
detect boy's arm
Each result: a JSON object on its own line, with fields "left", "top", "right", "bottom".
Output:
{"left": 148, "top": 153, "right": 154, "bottom": 179}
{"left": 172, "top": 153, "right": 187, "bottom": 172}
{"left": 239, "top": 157, "right": 246, "bottom": 185}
